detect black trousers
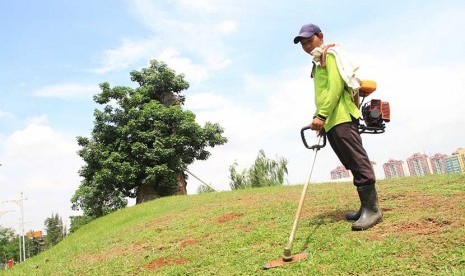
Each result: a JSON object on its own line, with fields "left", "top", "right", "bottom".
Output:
{"left": 326, "top": 118, "right": 375, "bottom": 187}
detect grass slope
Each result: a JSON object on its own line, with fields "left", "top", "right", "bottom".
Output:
{"left": 5, "top": 174, "right": 465, "bottom": 275}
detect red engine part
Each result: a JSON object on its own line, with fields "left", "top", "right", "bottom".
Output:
{"left": 369, "top": 99, "right": 390, "bottom": 122}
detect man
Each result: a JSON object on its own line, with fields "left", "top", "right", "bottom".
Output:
{"left": 294, "top": 23, "right": 382, "bottom": 230}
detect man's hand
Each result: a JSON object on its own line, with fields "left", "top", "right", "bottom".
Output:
{"left": 309, "top": 117, "right": 325, "bottom": 134}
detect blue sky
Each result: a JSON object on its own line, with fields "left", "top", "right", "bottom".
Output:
{"left": 1, "top": 0, "right": 465, "bottom": 232}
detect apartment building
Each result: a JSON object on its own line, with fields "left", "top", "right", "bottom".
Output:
{"left": 330, "top": 165, "right": 350, "bottom": 180}
{"left": 445, "top": 148, "right": 465, "bottom": 173}
{"left": 430, "top": 153, "right": 448, "bottom": 174}
{"left": 406, "top": 153, "right": 431, "bottom": 176}
{"left": 383, "top": 159, "right": 406, "bottom": 178}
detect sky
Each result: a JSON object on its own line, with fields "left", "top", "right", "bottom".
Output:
{"left": 1, "top": 0, "right": 465, "bottom": 233}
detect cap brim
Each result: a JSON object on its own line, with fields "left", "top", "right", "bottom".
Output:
{"left": 293, "top": 32, "right": 315, "bottom": 44}
{"left": 293, "top": 36, "right": 303, "bottom": 44}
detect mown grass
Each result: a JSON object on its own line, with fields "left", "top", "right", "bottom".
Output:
{"left": 3, "top": 174, "right": 465, "bottom": 275}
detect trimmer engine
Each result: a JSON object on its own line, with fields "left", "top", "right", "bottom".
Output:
{"left": 357, "top": 80, "right": 390, "bottom": 134}
{"left": 359, "top": 99, "right": 390, "bottom": 134}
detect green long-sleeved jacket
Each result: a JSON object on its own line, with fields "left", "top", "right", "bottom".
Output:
{"left": 313, "top": 53, "right": 361, "bottom": 132}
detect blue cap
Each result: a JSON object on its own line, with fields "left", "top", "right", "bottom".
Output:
{"left": 293, "top": 23, "right": 321, "bottom": 44}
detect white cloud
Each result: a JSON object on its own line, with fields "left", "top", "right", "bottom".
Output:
{"left": 217, "top": 20, "right": 237, "bottom": 34}
{"left": 176, "top": 0, "right": 218, "bottom": 13}
{"left": 90, "top": 38, "right": 159, "bottom": 74}
{"left": 92, "top": 1, "right": 236, "bottom": 80}
{"left": 185, "top": 92, "right": 231, "bottom": 110}
{"left": 4, "top": 119, "right": 75, "bottom": 165}
{"left": 26, "top": 115, "right": 48, "bottom": 125}
{"left": 156, "top": 49, "right": 210, "bottom": 82}
{"left": 341, "top": 2, "right": 465, "bottom": 65}
{"left": 0, "top": 109, "right": 15, "bottom": 120}
{"left": 32, "top": 83, "right": 99, "bottom": 99}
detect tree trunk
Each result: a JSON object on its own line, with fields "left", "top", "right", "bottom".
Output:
{"left": 135, "top": 172, "right": 186, "bottom": 204}
{"left": 136, "top": 185, "right": 160, "bottom": 204}
{"left": 176, "top": 171, "right": 187, "bottom": 195}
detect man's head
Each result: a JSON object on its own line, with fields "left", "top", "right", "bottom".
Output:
{"left": 293, "top": 24, "right": 321, "bottom": 44}
{"left": 294, "top": 23, "right": 324, "bottom": 55}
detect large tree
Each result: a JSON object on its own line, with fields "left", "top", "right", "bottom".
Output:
{"left": 72, "top": 60, "right": 227, "bottom": 218}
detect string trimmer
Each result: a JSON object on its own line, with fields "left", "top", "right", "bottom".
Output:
{"left": 263, "top": 126, "right": 326, "bottom": 269}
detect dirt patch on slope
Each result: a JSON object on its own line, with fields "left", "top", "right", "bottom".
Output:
{"left": 78, "top": 242, "right": 152, "bottom": 263}
{"left": 145, "top": 257, "right": 189, "bottom": 270}
{"left": 215, "top": 212, "right": 243, "bottom": 223}
{"left": 179, "top": 239, "right": 197, "bottom": 248}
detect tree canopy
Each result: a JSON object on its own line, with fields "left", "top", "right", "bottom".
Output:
{"left": 44, "top": 213, "right": 65, "bottom": 247}
{"left": 72, "top": 60, "right": 227, "bottom": 218}
{"left": 0, "top": 227, "right": 18, "bottom": 264}
{"left": 229, "top": 149, "right": 288, "bottom": 190}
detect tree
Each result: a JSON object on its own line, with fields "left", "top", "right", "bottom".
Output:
{"left": 44, "top": 213, "right": 65, "bottom": 247}
{"left": 197, "top": 184, "right": 216, "bottom": 194}
{"left": 69, "top": 215, "right": 94, "bottom": 233}
{"left": 229, "top": 161, "right": 249, "bottom": 190}
{"left": 25, "top": 230, "right": 45, "bottom": 257}
{"left": 72, "top": 60, "right": 227, "bottom": 218}
{"left": 229, "top": 149, "right": 288, "bottom": 190}
{"left": 0, "top": 227, "right": 19, "bottom": 264}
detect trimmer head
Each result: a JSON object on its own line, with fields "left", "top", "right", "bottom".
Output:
{"left": 262, "top": 252, "right": 309, "bottom": 269}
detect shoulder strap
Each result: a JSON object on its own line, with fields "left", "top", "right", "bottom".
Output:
{"left": 320, "top": 43, "right": 336, "bottom": 69}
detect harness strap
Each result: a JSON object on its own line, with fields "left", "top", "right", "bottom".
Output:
{"left": 311, "top": 43, "right": 336, "bottom": 78}
{"left": 320, "top": 43, "right": 336, "bottom": 69}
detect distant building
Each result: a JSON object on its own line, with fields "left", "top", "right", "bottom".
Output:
{"left": 445, "top": 148, "right": 465, "bottom": 173}
{"left": 383, "top": 159, "right": 406, "bottom": 178}
{"left": 430, "top": 153, "right": 448, "bottom": 174}
{"left": 455, "top": 148, "right": 465, "bottom": 172}
{"left": 406, "top": 153, "right": 431, "bottom": 176}
{"left": 330, "top": 165, "right": 350, "bottom": 180}
{"left": 445, "top": 155, "right": 461, "bottom": 173}
{"left": 26, "top": 231, "right": 43, "bottom": 239}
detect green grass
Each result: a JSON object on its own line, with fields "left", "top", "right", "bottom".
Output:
{"left": 4, "top": 174, "right": 465, "bottom": 275}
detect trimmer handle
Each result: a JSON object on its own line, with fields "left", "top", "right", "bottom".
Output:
{"left": 300, "top": 126, "right": 326, "bottom": 150}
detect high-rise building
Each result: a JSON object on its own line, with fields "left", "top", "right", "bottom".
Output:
{"left": 455, "top": 148, "right": 465, "bottom": 172}
{"left": 445, "top": 148, "right": 465, "bottom": 173}
{"left": 330, "top": 165, "right": 350, "bottom": 180}
{"left": 430, "top": 153, "right": 448, "bottom": 174}
{"left": 383, "top": 159, "right": 406, "bottom": 178}
{"left": 406, "top": 153, "right": 431, "bottom": 176}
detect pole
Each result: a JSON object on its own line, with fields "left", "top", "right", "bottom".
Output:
{"left": 2, "top": 194, "right": 27, "bottom": 262}
{"left": 20, "top": 192, "right": 26, "bottom": 262}
{"left": 185, "top": 169, "right": 217, "bottom": 192}
{"left": 1, "top": 186, "right": 28, "bottom": 262}
{"left": 18, "top": 219, "right": 22, "bottom": 263}
{"left": 283, "top": 135, "right": 322, "bottom": 260}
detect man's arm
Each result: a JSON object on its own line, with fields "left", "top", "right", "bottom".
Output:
{"left": 316, "top": 54, "right": 345, "bottom": 120}
{"left": 310, "top": 54, "right": 345, "bottom": 132}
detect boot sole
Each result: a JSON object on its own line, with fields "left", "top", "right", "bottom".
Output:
{"left": 351, "top": 216, "right": 383, "bottom": 231}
